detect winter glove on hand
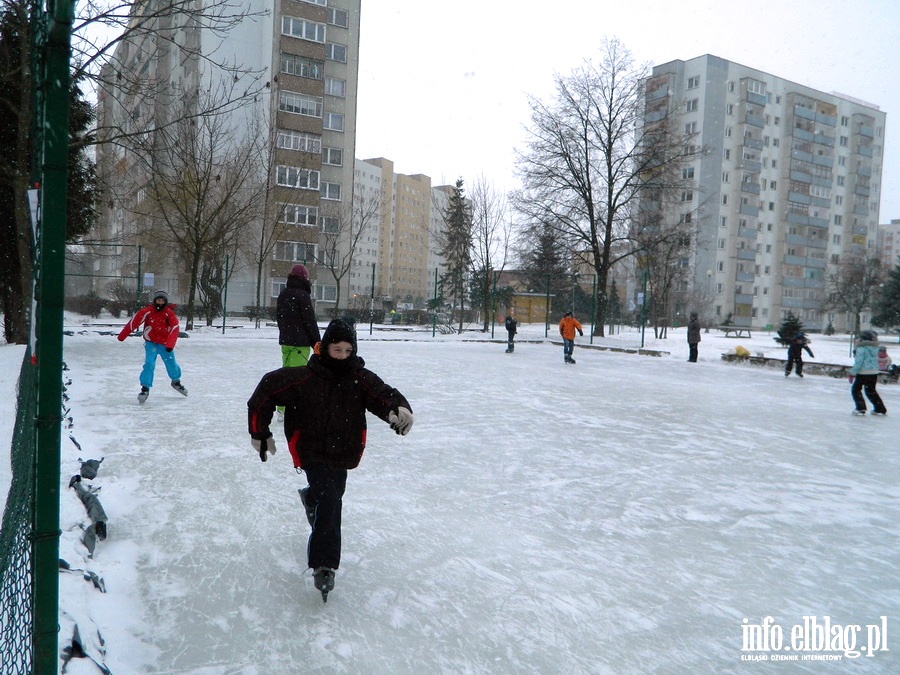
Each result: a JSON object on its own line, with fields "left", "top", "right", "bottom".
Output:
{"left": 388, "top": 407, "right": 414, "bottom": 436}
{"left": 117, "top": 334, "right": 126, "bottom": 342}
{"left": 251, "top": 436, "right": 277, "bottom": 462}
{"left": 578, "top": 330, "right": 584, "bottom": 336}
{"left": 166, "top": 347, "right": 173, "bottom": 352}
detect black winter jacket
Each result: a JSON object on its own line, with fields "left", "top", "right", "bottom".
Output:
{"left": 276, "top": 276, "right": 321, "bottom": 347}
{"left": 247, "top": 355, "right": 411, "bottom": 470}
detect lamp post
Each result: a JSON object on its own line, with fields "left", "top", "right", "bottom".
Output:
{"left": 571, "top": 272, "right": 580, "bottom": 313}
{"left": 706, "top": 269, "right": 712, "bottom": 296}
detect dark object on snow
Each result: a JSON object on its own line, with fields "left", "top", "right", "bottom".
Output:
{"left": 70, "top": 479, "right": 109, "bottom": 554}
{"left": 59, "top": 558, "right": 107, "bottom": 593}
{"left": 61, "top": 624, "right": 112, "bottom": 674}
{"left": 79, "top": 457, "right": 104, "bottom": 479}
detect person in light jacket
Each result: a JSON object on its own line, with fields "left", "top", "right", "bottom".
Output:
{"left": 849, "top": 330, "right": 887, "bottom": 416}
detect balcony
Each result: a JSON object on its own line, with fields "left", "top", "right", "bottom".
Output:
{"left": 744, "top": 137, "right": 764, "bottom": 151}
{"left": 853, "top": 224, "right": 869, "bottom": 236}
{"left": 858, "top": 124, "right": 874, "bottom": 138}
{"left": 738, "top": 227, "right": 758, "bottom": 239}
{"left": 736, "top": 271, "right": 755, "bottom": 282}
{"left": 740, "top": 181, "right": 760, "bottom": 195}
{"left": 858, "top": 145, "right": 874, "bottom": 157}
{"left": 746, "top": 91, "right": 767, "bottom": 106}
{"left": 739, "top": 203, "right": 760, "bottom": 217}
{"left": 745, "top": 113, "right": 765, "bottom": 128}
{"left": 783, "top": 277, "right": 805, "bottom": 287}
{"left": 807, "top": 258, "right": 826, "bottom": 269}
{"left": 794, "top": 106, "right": 816, "bottom": 121}
{"left": 790, "top": 169, "right": 812, "bottom": 184}
{"left": 789, "top": 191, "right": 811, "bottom": 205}
{"left": 782, "top": 297, "right": 804, "bottom": 308}
{"left": 793, "top": 128, "right": 814, "bottom": 143}
{"left": 786, "top": 234, "right": 808, "bottom": 246}
{"left": 787, "top": 212, "right": 810, "bottom": 226}
{"left": 737, "top": 249, "right": 757, "bottom": 261}
{"left": 784, "top": 254, "right": 806, "bottom": 266}
{"left": 816, "top": 112, "right": 836, "bottom": 127}
{"left": 809, "top": 215, "right": 829, "bottom": 228}
{"left": 741, "top": 159, "right": 762, "bottom": 173}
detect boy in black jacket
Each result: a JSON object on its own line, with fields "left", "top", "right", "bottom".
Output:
{"left": 247, "top": 319, "right": 413, "bottom": 601}
{"left": 785, "top": 333, "right": 814, "bottom": 377}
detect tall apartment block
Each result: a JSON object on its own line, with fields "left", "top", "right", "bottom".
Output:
{"left": 877, "top": 219, "right": 900, "bottom": 269}
{"left": 647, "top": 55, "right": 885, "bottom": 331}
{"left": 93, "top": 0, "right": 361, "bottom": 313}
{"left": 351, "top": 158, "right": 446, "bottom": 312}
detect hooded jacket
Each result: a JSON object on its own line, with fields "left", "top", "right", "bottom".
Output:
{"left": 850, "top": 340, "right": 880, "bottom": 376}
{"left": 247, "top": 354, "right": 411, "bottom": 470}
{"left": 276, "top": 275, "right": 321, "bottom": 347}
{"left": 505, "top": 316, "right": 517, "bottom": 335}
{"left": 117, "top": 304, "right": 180, "bottom": 349}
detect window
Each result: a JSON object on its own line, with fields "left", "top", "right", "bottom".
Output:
{"left": 772, "top": 138, "right": 779, "bottom": 147}
{"left": 316, "top": 285, "right": 338, "bottom": 302}
{"left": 279, "top": 91, "right": 323, "bottom": 118}
{"left": 326, "top": 43, "right": 347, "bottom": 63}
{"left": 834, "top": 214, "right": 842, "bottom": 225}
{"left": 328, "top": 7, "right": 349, "bottom": 27}
{"left": 717, "top": 261, "right": 724, "bottom": 272}
{"left": 279, "top": 204, "right": 318, "bottom": 226}
{"left": 323, "top": 112, "right": 344, "bottom": 131}
{"left": 277, "top": 129, "right": 321, "bottom": 153}
{"left": 724, "top": 149, "right": 731, "bottom": 160}
{"left": 838, "top": 156, "right": 846, "bottom": 166}
{"left": 832, "top": 234, "right": 841, "bottom": 244}
{"left": 725, "top": 126, "right": 732, "bottom": 138}
{"left": 322, "top": 147, "right": 343, "bottom": 166}
{"left": 774, "top": 116, "right": 780, "bottom": 126}
{"left": 325, "top": 77, "right": 345, "bottom": 97}
{"left": 728, "top": 81, "right": 735, "bottom": 92}
{"left": 722, "top": 194, "right": 728, "bottom": 205}
{"left": 687, "top": 76, "right": 700, "bottom": 89}
{"left": 322, "top": 217, "right": 339, "bottom": 234}
{"left": 835, "top": 195, "right": 843, "bottom": 205}
{"left": 722, "top": 172, "right": 729, "bottom": 183}
{"left": 280, "top": 54, "right": 323, "bottom": 80}
{"left": 282, "top": 16, "right": 325, "bottom": 43}
{"left": 321, "top": 182, "right": 342, "bottom": 200}
{"left": 841, "top": 116, "right": 849, "bottom": 127}
{"left": 276, "top": 166, "right": 320, "bottom": 190}
{"left": 720, "top": 216, "right": 728, "bottom": 228}
{"left": 718, "top": 238, "right": 726, "bottom": 249}
{"left": 836, "top": 175, "right": 845, "bottom": 187}
{"left": 726, "top": 103, "right": 733, "bottom": 115}
{"left": 681, "top": 190, "right": 693, "bottom": 202}
{"left": 770, "top": 181, "right": 777, "bottom": 190}
{"left": 682, "top": 167, "right": 694, "bottom": 180}
{"left": 300, "top": 0, "right": 326, "bottom": 5}
{"left": 839, "top": 136, "right": 849, "bottom": 147}
{"left": 686, "top": 98, "right": 699, "bottom": 112}
{"left": 684, "top": 121, "right": 698, "bottom": 134}
{"left": 747, "top": 79, "right": 766, "bottom": 95}
{"left": 274, "top": 240, "right": 317, "bottom": 262}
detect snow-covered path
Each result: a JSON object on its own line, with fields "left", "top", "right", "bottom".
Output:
{"left": 12, "top": 327, "right": 900, "bottom": 672}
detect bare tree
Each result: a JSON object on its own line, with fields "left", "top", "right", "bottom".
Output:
{"left": 468, "top": 175, "right": 512, "bottom": 331}
{"left": 132, "top": 87, "right": 266, "bottom": 329}
{"left": 319, "top": 183, "right": 384, "bottom": 314}
{"left": 514, "top": 37, "right": 689, "bottom": 336}
{"left": 825, "top": 253, "right": 883, "bottom": 335}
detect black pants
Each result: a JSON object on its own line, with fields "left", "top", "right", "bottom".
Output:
{"left": 851, "top": 374, "right": 886, "bottom": 413}
{"left": 506, "top": 332, "right": 515, "bottom": 351}
{"left": 785, "top": 356, "right": 803, "bottom": 375}
{"left": 303, "top": 465, "right": 348, "bottom": 569}
{"left": 688, "top": 343, "right": 698, "bottom": 362}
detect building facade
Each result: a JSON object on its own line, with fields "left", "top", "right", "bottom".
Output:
{"left": 92, "top": 0, "right": 361, "bottom": 316}
{"left": 877, "top": 219, "right": 900, "bottom": 269}
{"left": 647, "top": 55, "right": 885, "bottom": 331}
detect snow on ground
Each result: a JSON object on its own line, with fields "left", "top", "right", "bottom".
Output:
{"left": 2, "top": 318, "right": 899, "bottom": 673}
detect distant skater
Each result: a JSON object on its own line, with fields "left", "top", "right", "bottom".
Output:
{"left": 784, "top": 333, "right": 814, "bottom": 377}
{"left": 849, "top": 330, "right": 887, "bottom": 416}
{"left": 117, "top": 290, "right": 187, "bottom": 404}
{"left": 504, "top": 315, "right": 518, "bottom": 353}
{"left": 687, "top": 312, "right": 701, "bottom": 362}
{"left": 558, "top": 311, "right": 583, "bottom": 364}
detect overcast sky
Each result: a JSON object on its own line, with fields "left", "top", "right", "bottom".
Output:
{"left": 355, "top": 0, "right": 900, "bottom": 221}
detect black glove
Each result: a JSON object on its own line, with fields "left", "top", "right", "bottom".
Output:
{"left": 166, "top": 347, "right": 173, "bottom": 352}
{"left": 578, "top": 330, "right": 584, "bottom": 337}
{"left": 251, "top": 436, "right": 277, "bottom": 462}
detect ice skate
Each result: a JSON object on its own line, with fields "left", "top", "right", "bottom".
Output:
{"left": 137, "top": 386, "right": 149, "bottom": 404}
{"left": 313, "top": 567, "right": 335, "bottom": 603}
{"left": 852, "top": 410, "right": 866, "bottom": 416}
{"left": 871, "top": 411, "right": 887, "bottom": 417}
{"left": 298, "top": 486, "right": 316, "bottom": 527}
{"left": 171, "top": 380, "right": 188, "bottom": 397}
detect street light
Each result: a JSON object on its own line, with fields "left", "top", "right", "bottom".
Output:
{"left": 572, "top": 272, "right": 580, "bottom": 312}
{"left": 706, "top": 269, "right": 712, "bottom": 296}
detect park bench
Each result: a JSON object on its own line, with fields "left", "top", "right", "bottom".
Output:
{"left": 718, "top": 325, "right": 752, "bottom": 338}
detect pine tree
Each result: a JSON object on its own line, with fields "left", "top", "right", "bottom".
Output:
{"left": 872, "top": 258, "right": 900, "bottom": 330}
{"left": 775, "top": 312, "right": 803, "bottom": 345}
{"left": 437, "top": 179, "right": 472, "bottom": 331}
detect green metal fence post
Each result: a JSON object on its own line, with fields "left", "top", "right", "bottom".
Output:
{"left": 33, "top": 1, "right": 76, "bottom": 672}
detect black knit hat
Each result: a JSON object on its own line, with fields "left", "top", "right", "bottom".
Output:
{"left": 321, "top": 318, "right": 357, "bottom": 356}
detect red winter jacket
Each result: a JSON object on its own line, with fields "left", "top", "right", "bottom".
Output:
{"left": 117, "top": 305, "right": 180, "bottom": 349}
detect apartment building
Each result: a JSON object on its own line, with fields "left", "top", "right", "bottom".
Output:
{"left": 92, "top": 0, "right": 361, "bottom": 315}
{"left": 351, "top": 158, "right": 446, "bottom": 311}
{"left": 877, "top": 219, "right": 900, "bottom": 269}
{"left": 646, "top": 55, "right": 885, "bottom": 332}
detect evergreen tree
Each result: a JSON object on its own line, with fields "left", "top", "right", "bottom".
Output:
{"left": 518, "top": 220, "right": 569, "bottom": 313}
{"left": 775, "top": 312, "right": 803, "bottom": 345}
{"left": 437, "top": 179, "right": 472, "bottom": 331}
{"left": 872, "top": 258, "right": 900, "bottom": 330}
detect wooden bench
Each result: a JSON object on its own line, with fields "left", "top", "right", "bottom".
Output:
{"left": 718, "top": 326, "right": 752, "bottom": 338}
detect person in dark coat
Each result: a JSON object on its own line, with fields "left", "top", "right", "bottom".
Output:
{"left": 785, "top": 332, "right": 815, "bottom": 377}
{"left": 247, "top": 318, "right": 413, "bottom": 600}
{"left": 686, "top": 312, "right": 701, "bottom": 362}
{"left": 504, "top": 315, "right": 518, "bottom": 353}
{"left": 276, "top": 264, "right": 321, "bottom": 369}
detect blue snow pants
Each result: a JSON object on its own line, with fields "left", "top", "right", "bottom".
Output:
{"left": 140, "top": 341, "right": 182, "bottom": 389}
{"left": 303, "top": 465, "right": 348, "bottom": 570}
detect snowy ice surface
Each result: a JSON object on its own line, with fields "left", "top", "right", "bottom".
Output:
{"left": 1, "top": 320, "right": 899, "bottom": 673}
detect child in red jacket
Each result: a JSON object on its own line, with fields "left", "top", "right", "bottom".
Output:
{"left": 117, "top": 290, "right": 187, "bottom": 403}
